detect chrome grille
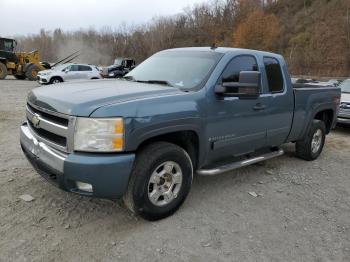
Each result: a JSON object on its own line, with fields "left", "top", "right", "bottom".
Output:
{"left": 26, "top": 103, "right": 75, "bottom": 152}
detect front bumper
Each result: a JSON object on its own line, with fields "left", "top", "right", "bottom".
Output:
{"left": 37, "top": 76, "right": 49, "bottom": 84}
{"left": 337, "top": 116, "right": 350, "bottom": 125}
{"left": 337, "top": 109, "right": 350, "bottom": 125}
{"left": 20, "top": 123, "right": 135, "bottom": 199}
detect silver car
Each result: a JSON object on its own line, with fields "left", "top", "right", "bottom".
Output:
{"left": 37, "top": 63, "right": 102, "bottom": 85}
{"left": 338, "top": 79, "right": 350, "bottom": 125}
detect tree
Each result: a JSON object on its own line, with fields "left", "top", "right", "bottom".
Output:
{"left": 232, "top": 10, "right": 280, "bottom": 51}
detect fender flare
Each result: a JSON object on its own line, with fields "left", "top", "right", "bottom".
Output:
{"left": 126, "top": 118, "right": 206, "bottom": 167}
{"left": 299, "top": 102, "right": 334, "bottom": 140}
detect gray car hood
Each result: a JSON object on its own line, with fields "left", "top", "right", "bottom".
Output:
{"left": 28, "top": 79, "right": 182, "bottom": 116}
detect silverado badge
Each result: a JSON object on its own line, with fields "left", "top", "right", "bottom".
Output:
{"left": 32, "top": 114, "right": 40, "bottom": 128}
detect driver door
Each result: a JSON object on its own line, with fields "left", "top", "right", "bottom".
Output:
{"left": 64, "top": 65, "right": 81, "bottom": 81}
{"left": 206, "top": 55, "right": 268, "bottom": 162}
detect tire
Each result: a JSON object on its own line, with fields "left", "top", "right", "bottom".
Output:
{"left": 25, "top": 64, "right": 41, "bottom": 81}
{"left": 14, "top": 74, "right": 26, "bottom": 80}
{"left": 296, "top": 119, "right": 326, "bottom": 161}
{"left": 49, "top": 77, "right": 63, "bottom": 84}
{"left": 123, "top": 142, "right": 193, "bottom": 221}
{"left": 0, "top": 62, "right": 8, "bottom": 80}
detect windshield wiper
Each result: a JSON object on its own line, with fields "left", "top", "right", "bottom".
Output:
{"left": 136, "top": 80, "right": 173, "bottom": 87}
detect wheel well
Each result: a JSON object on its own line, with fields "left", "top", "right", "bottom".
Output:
{"left": 51, "top": 76, "right": 63, "bottom": 82}
{"left": 137, "top": 131, "right": 199, "bottom": 169}
{"left": 314, "top": 109, "right": 333, "bottom": 133}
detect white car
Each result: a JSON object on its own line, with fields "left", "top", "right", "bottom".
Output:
{"left": 37, "top": 63, "right": 102, "bottom": 85}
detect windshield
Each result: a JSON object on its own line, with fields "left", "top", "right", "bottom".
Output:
{"left": 125, "top": 50, "right": 223, "bottom": 90}
{"left": 340, "top": 79, "right": 350, "bottom": 93}
{"left": 114, "top": 58, "right": 123, "bottom": 66}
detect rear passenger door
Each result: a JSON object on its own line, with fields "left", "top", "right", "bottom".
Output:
{"left": 262, "top": 57, "right": 294, "bottom": 146}
{"left": 78, "top": 65, "right": 93, "bottom": 79}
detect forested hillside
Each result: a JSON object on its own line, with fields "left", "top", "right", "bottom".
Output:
{"left": 15, "top": 0, "right": 350, "bottom": 76}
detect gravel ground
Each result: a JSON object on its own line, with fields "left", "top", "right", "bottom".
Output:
{"left": 0, "top": 77, "right": 350, "bottom": 262}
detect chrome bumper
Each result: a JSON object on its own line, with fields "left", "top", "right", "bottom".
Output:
{"left": 20, "top": 123, "right": 67, "bottom": 173}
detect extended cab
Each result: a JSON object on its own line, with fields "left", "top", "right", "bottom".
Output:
{"left": 20, "top": 47, "right": 341, "bottom": 220}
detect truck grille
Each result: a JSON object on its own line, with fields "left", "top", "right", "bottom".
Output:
{"left": 339, "top": 102, "right": 350, "bottom": 118}
{"left": 26, "top": 103, "right": 73, "bottom": 152}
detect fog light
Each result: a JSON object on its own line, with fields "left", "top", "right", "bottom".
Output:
{"left": 76, "top": 181, "right": 93, "bottom": 192}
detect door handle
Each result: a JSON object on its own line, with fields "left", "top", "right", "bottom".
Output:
{"left": 253, "top": 103, "right": 266, "bottom": 111}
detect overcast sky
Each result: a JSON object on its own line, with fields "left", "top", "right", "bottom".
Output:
{"left": 0, "top": 0, "right": 204, "bottom": 37}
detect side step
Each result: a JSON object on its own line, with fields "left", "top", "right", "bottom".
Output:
{"left": 197, "top": 149, "right": 284, "bottom": 176}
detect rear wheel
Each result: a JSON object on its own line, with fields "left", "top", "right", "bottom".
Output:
{"left": 0, "top": 63, "right": 8, "bottom": 79}
{"left": 123, "top": 142, "right": 193, "bottom": 221}
{"left": 25, "top": 64, "right": 41, "bottom": 81}
{"left": 296, "top": 119, "right": 326, "bottom": 161}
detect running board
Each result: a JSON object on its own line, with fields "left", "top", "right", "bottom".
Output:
{"left": 197, "top": 149, "right": 284, "bottom": 176}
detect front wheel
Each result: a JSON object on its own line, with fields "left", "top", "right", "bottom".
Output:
{"left": 296, "top": 119, "right": 326, "bottom": 161}
{"left": 123, "top": 142, "right": 193, "bottom": 221}
{"left": 49, "top": 77, "right": 63, "bottom": 84}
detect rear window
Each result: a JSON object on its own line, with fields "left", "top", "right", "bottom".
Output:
{"left": 264, "top": 57, "right": 284, "bottom": 93}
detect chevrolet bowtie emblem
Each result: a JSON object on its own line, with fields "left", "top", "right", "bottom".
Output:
{"left": 32, "top": 114, "right": 40, "bottom": 128}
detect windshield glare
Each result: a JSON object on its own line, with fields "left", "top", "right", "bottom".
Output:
{"left": 340, "top": 79, "right": 350, "bottom": 93}
{"left": 125, "top": 51, "right": 223, "bottom": 90}
{"left": 114, "top": 58, "right": 123, "bottom": 66}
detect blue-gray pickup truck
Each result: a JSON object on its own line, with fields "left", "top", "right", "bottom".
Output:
{"left": 20, "top": 47, "right": 341, "bottom": 220}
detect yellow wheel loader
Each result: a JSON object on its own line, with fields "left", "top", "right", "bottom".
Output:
{"left": 0, "top": 37, "right": 50, "bottom": 80}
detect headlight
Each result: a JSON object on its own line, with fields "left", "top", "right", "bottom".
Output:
{"left": 74, "top": 118, "right": 124, "bottom": 152}
{"left": 108, "top": 72, "right": 114, "bottom": 76}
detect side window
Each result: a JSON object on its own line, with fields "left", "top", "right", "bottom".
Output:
{"left": 4, "top": 40, "right": 13, "bottom": 51}
{"left": 70, "top": 65, "right": 79, "bottom": 71}
{"left": 79, "top": 65, "right": 92, "bottom": 71}
{"left": 220, "top": 56, "right": 258, "bottom": 83}
{"left": 219, "top": 55, "right": 259, "bottom": 94}
{"left": 263, "top": 57, "right": 284, "bottom": 93}
{"left": 62, "top": 65, "right": 70, "bottom": 72}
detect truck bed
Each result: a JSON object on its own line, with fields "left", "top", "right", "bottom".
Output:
{"left": 287, "top": 85, "right": 341, "bottom": 142}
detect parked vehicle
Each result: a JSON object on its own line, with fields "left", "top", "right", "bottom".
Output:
{"left": 37, "top": 63, "right": 102, "bottom": 84}
{"left": 0, "top": 37, "right": 50, "bottom": 80}
{"left": 101, "top": 58, "right": 136, "bottom": 78}
{"left": 20, "top": 47, "right": 340, "bottom": 221}
{"left": 337, "top": 79, "right": 350, "bottom": 124}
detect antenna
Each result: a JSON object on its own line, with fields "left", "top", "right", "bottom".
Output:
{"left": 210, "top": 43, "right": 217, "bottom": 50}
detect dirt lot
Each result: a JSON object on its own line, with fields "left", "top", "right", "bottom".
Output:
{"left": 0, "top": 77, "right": 350, "bottom": 262}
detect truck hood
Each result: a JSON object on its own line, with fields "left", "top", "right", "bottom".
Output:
{"left": 28, "top": 79, "right": 182, "bottom": 116}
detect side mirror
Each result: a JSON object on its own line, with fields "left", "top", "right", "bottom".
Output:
{"left": 215, "top": 71, "right": 261, "bottom": 99}
{"left": 64, "top": 68, "right": 69, "bottom": 73}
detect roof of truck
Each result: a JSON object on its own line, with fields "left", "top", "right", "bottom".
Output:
{"left": 163, "top": 47, "right": 282, "bottom": 58}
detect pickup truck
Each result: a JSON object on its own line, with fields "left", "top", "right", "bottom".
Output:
{"left": 20, "top": 47, "right": 341, "bottom": 221}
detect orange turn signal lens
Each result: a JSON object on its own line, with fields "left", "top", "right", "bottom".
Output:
{"left": 113, "top": 137, "right": 123, "bottom": 150}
